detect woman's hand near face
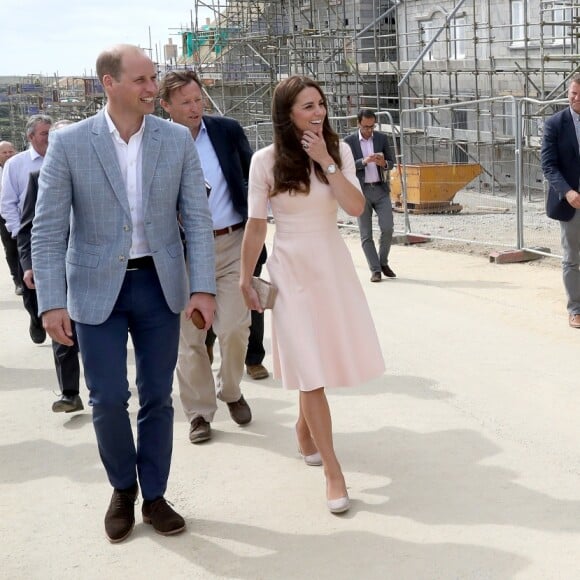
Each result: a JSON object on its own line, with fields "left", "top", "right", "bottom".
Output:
{"left": 300, "top": 130, "right": 333, "bottom": 167}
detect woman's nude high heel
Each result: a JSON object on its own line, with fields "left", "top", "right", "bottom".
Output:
{"left": 298, "top": 448, "right": 323, "bottom": 466}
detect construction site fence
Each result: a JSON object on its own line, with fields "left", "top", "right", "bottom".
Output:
{"left": 244, "top": 97, "right": 567, "bottom": 261}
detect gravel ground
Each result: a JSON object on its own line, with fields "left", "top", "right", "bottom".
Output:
{"left": 338, "top": 186, "right": 563, "bottom": 272}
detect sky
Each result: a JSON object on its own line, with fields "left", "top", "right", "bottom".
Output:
{"left": 0, "top": 0, "right": 213, "bottom": 76}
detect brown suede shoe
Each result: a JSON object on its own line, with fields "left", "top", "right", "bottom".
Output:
{"left": 246, "top": 364, "right": 269, "bottom": 380}
{"left": 104, "top": 483, "right": 138, "bottom": 543}
{"left": 381, "top": 264, "right": 396, "bottom": 278}
{"left": 370, "top": 272, "right": 381, "bottom": 283}
{"left": 142, "top": 498, "right": 186, "bottom": 536}
{"left": 569, "top": 314, "right": 580, "bottom": 329}
{"left": 189, "top": 416, "right": 212, "bottom": 444}
{"left": 227, "top": 395, "right": 252, "bottom": 425}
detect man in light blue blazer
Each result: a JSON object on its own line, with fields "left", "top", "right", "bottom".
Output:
{"left": 31, "top": 45, "right": 217, "bottom": 543}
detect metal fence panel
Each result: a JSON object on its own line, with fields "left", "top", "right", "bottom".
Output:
{"left": 243, "top": 99, "right": 569, "bottom": 261}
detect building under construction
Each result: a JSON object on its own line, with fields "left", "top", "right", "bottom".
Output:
{"left": 0, "top": 76, "right": 104, "bottom": 149}
{"left": 3, "top": 1, "right": 577, "bottom": 199}
{"left": 163, "top": 0, "right": 577, "bottom": 198}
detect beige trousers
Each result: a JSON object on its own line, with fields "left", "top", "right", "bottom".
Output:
{"left": 177, "top": 228, "right": 251, "bottom": 422}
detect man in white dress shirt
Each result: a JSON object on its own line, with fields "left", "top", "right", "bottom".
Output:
{"left": 1, "top": 115, "right": 52, "bottom": 342}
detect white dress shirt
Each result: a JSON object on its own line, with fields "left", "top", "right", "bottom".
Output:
{"left": 0, "top": 147, "right": 43, "bottom": 236}
{"left": 194, "top": 120, "right": 243, "bottom": 229}
{"left": 104, "top": 108, "right": 151, "bottom": 258}
{"left": 359, "top": 130, "right": 381, "bottom": 184}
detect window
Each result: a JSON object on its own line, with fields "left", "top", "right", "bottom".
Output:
{"left": 511, "top": 0, "right": 525, "bottom": 45}
{"left": 450, "top": 17, "right": 466, "bottom": 59}
{"left": 550, "top": 3, "right": 572, "bottom": 45}
{"left": 421, "top": 21, "right": 435, "bottom": 61}
{"left": 502, "top": 100, "right": 514, "bottom": 136}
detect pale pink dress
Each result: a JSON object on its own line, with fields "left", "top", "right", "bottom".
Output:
{"left": 248, "top": 141, "right": 385, "bottom": 390}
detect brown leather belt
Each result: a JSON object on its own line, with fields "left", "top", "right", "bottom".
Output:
{"left": 126, "top": 256, "right": 155, "bottom": 271}
{"left": 213, "top": 221, "right": 244, "bottom": 237}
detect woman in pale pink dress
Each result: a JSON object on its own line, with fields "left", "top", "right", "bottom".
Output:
{"left": 240, "top": 76, "right": 385, "bottom": 514}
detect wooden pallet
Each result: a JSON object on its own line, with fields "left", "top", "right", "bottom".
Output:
{"left": 393, "top": 202, "right": 463, "bottom": 215}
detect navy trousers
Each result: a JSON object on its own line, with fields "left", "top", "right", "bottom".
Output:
{"left": 75, "top": 268, "right": 179, "bottom": 501}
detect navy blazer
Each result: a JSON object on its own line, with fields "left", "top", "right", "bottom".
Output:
{"left": 203, "top": 115, "right": 253, "bottom": 219}
{"left": 202, "top": 115, "right": 266, "bottom": 266}
{"left": 541, "top": 108, "right": 578, "bottom": 221}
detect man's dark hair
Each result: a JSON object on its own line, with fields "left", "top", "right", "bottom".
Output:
{"left": 357, "top": 109, "right": 376, "bottom": 123}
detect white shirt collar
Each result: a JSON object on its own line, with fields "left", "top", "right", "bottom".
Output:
{"left": 358, "top": 129, "right": 373, "bottom": 142}
{"left": 28, "top": 146, "right": 43, "bottom": 161}
{"left": 104, "top": 107, "right": 146, "bottom": 140}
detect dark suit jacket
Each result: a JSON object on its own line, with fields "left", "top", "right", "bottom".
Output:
{"left": 203, "top": 115, "right": 253, "bottom": 219}
{"left": 203, "top": 115, "right": 266, "bottom": 265}
{"left": 344, "top": 130, "right": 396, "bottom": 191}
{"left": 17, "top": 170, "right": 39, "bottom": 272}
{"left": 541, "top": 108, "right": 578, "bottom": 221}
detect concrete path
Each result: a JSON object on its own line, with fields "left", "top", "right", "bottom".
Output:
{"left": 1, "top": 230, "right": 579, "bottom": 579}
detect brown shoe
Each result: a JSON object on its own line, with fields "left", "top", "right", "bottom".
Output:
{"left": 246, "top": 364, "right": 269, "bottom": 380}
{"left": 104, "top": 483, "right": 138, "bottom": 543}
{"left": 189, "top": 416, "right": 211, "bottom": 444}
{"left": 569, "top": 314, "right": 580, "bottom": 329}
{"left": 381, "top": 264, "right": 396, "bottom": 278}
{"left": 227, "top": 395, "right": 252, "bottom": 425}
{"left": 370, "top": 272, "right": 381, "bottom": 283}
{"left": 142, "top": 498, "right": 185, "bottom": 536}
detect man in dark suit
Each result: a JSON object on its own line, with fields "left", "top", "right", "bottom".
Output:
{"left": 541, "top": 73, "right": 580, "bottom": 329}
{"left": 32, "top": 45, "right": 216, "bottom": 542}
{"left": 345, "top": 109, "right": 396, "bottom": 282}
{"left": 0, "top": 141, "right": 20, "bottom": 295}
{"left": 18, "top": 121, "right": 84, "bottom": 413}
{"left": 160, "top": 70, "right": 266, "bottom": 444}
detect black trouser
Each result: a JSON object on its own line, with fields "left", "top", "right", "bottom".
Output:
{"left": 18, "top": 262, "right": 41, "bottom": 328}
{"left": 245, "top": 258, "right": 265, "bottom": 366}
{"left": 53, "top": 320, "right": 80, "bottom": 396}
{"left": 0, "top": 216, "right": 19, "bottom": 284}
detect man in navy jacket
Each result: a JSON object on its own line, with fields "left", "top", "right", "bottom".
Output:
{"left": 541, "top": 72, "right": 580, "bottom": 328}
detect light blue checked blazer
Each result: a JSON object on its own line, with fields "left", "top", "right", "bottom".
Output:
{"left": 31, "top": 110, "right": 216, "bottom": 325}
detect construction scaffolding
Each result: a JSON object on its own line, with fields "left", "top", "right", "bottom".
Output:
{"left": 164, "top": 1, "right": 577, "bottom": 181}
{"left": 0, "top": 75, "right": 104, "bottom": 148}
{"left": 3, "top": 1, "right": 576, "bottom": 201}
{"left": 159, "top": 0, "right": 577, "bottom": 258}
{"left": 165, "top": 1, "right": 396, "bottom": 133}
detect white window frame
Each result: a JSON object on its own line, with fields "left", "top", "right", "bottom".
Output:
{"left": 550, "top": 3, "right": 572, "bottom": 45}
{"left": 421, "top": 21, "right": 435, "bottom": 61}
{"left": 450, "top": 16, "right": 467, "bottom": 60}
{"left": 511, "top": 0, "right": 525, "bottom": 46}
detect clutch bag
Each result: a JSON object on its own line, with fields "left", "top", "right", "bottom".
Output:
{"left": 251, "top": 277, "right": 278, "bottom": 309}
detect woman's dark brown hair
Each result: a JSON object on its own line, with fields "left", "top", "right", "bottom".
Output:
{"left": 271, "top": 76, "right": 341, "bottom": 196}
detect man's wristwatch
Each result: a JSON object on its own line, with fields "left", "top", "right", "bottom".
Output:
{"left": 324, "top": 163, "right": 337, "bottom": 175}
